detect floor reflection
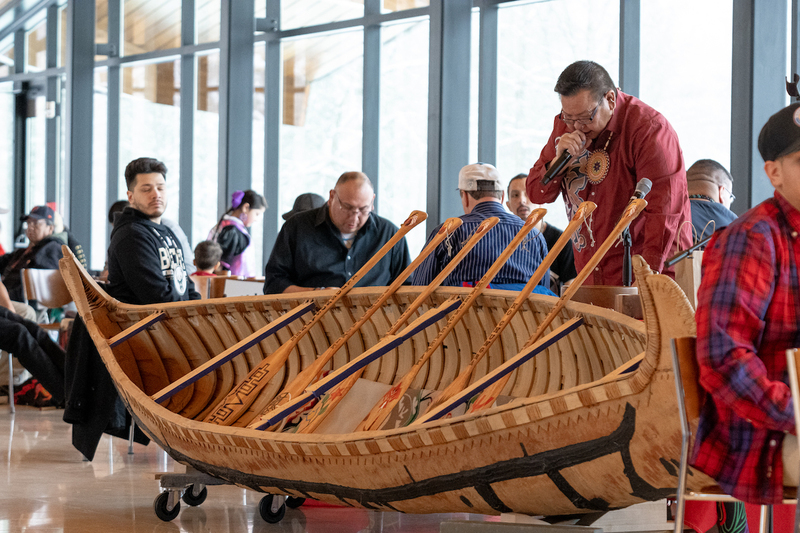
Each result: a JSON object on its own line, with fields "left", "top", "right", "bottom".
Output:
{"left": 0, "top": 407, "right": 497, "bottom": 532}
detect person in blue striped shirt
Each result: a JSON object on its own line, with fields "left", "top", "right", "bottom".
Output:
{"left": 410, "top": 163, "right": 552, "bottom": 295}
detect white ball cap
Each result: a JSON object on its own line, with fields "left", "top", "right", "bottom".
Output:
{"left": 458, "top": 162, "right": 503, "bottom": 192}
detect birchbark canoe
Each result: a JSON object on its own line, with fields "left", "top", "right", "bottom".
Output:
{"left": 59, "top": 247, "right": 712, "bottom": 517}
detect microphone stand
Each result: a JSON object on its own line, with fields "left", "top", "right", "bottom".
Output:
{"left": 621, "top": 228, "right": 632, "bottom": 287}
{"left": 664, "top": 234, "right": 713, "bottom": 269}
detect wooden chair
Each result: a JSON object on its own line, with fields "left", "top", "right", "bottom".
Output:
{"left": 189, "top": 275, "right": 211, "bottom": 300}
{"left": 784, "top": 348, "right": 800, "bottom": 533}
{"left": 671, "top": 337, "right": 798, "bottom": 533}
{"left": 21, "top": 268, "right": 73, "bottom": 329}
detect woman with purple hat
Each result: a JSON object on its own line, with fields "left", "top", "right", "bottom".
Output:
{"left": 208, "top": 190, "right": 267, "bottom": 277}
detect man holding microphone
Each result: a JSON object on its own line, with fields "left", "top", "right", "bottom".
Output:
{"left": 527, "top": 60, "right": 692, "bottom": 285}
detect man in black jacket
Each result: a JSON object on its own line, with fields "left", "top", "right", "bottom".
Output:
{"left": 65, "top": 157, "right": 199, "bottom": 460}
{"left": 106, "top": 157, "right": 200, "bottom": 304}
{"left": 0, "top": 205, "right": 62, "bottom": 303}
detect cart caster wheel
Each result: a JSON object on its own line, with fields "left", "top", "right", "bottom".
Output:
{"left": 286, "top": 496, "right": 305, "bottom": 508}
{"left": 182, "top": 484, "right": 208, "bottom": 506}
{"left": 259, "top": 494, "right": 286, "bottom": 523}
{"left": 154, "top": 491, "right": 181, "bottom": 522}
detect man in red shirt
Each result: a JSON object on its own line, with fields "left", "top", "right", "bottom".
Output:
{"left": 527, "top": 60, "right": 692, "bottom": 284}
{"left": 693, "top": 103, "right": 800, "bottom": 504}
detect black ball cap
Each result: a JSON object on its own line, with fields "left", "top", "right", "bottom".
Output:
{"left": 758, "top": 103, "right": 800, "bottom": 162}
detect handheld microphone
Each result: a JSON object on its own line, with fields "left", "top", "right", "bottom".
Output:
{"left": 630, "top": 178, "right": 652, "bottom": 201}
{"left": 541, "top": 150, "right": 572, "bottom": 185}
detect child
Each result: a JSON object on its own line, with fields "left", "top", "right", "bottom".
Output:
{"left": 208, "top": 190, "right": 267, "bottom": 277}
{"left": 193, "top": 240, "right": 223, "bottom": 276}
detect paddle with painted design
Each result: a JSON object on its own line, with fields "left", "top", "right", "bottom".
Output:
{"left": 203, "top": 210, "right": 427, "bottom": 426}
{"left": 291, "top": 216, "right": 501, "bottom": 433}
{"left": 466, "top": 196, "right": 649, "bottom": 413}
{"left": 415, "top": 201, "right": 596, "bottom": 419}
{"left": 245, "top": 216, "right": 462, "bottom": 430}
{"left": 356, "top": 208, "right": 547, "bottom": 432}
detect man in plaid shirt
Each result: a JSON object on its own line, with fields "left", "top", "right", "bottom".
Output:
{"left": 693, "top": 103, "right": 800, "bottom": 504}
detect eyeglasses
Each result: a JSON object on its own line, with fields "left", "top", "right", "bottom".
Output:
{"left": 334, "top": 193, "right": 372, "bottom": 216}
{"left": 559, "top": 104, "right": 600, "bottom": 127}
{"left": 723, "top": 186, "right": 736, "bottom": 202}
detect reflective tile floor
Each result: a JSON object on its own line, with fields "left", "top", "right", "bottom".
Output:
{"left": 0, "top": 407, "right": 500, "bottom": 532}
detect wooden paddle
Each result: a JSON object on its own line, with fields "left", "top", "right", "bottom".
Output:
{"left": 356, "top": 208, "right": 547, "bottom": 432}
{"left": 466, "top": 197, "right": 648, "bottom": 413}
{"left": 248, "top": 297, "right": 463, "bottom": 430}
{"left": 291, "top": 216, "right": 501, "bottom": 433}
{"left": 413, "top": 317, "right": 584, "bottom": 424}
{"left": 244, "top": 217, "right": 463, "bottom": 430}
{"left": 415, "top": 201, "right": 596, "bottom": 418}
{"left": 203, "top": 210, "right": 427, "bottom": 425}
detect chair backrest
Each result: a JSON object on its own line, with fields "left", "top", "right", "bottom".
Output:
{"left": 21, "top": 268, "right": 73, "bottom": 309}
{"left": 190, "top": 275, "right": 210, "bottom": 300}
{"left": 671, "top": 336, "right": 704, "bottom": 422}
{"left": 786, "top": 348, "right": 800, "bottom": 437}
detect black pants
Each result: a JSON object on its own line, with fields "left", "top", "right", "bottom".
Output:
{"left": 0, "top": 306, "right": 65, "bottom": 402}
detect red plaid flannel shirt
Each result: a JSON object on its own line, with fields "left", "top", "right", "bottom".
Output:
{"left": 692, "top": 192, "right": 800, "bottom": 504}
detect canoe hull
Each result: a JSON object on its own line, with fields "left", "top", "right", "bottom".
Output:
{"left": 60, "top": 252, "right": 714, "bottom": 517}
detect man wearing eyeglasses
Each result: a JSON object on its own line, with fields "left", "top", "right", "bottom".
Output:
{"left": 263, "top": 171, "right": 410, "bottom": 294}
{"left": 527, "top": 60, "right": 692, "bottom": 285}
{"left": 686, "top": 159, "right": 738, "bottom": 243}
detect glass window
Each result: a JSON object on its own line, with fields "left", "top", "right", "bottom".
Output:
{"left": 469, "top": 9, "right": 478, "bottom": 164}
{"left": 194, "top": 52, "right": 220, "bottom": 247}
{"left": 124, "top": 0, "right": 181, "bottom": 56}
{"left": 0, "top": 83, "right": 13, "bottom": 250}
{"left": 197, "top": 0, "right": 221, "bottom": 44}
{"left": 279, "top": 30, "right": 363, "bottom": 222}
{"left": 495, "top": 0, "right": 620, "bottom": 231}
{"left": 281, "top": 0, "right": 364, "bottom": 31}
{"left": 92, "top": 69, "right": 109, "bottom": 271}
{"left": 96, "top": 0, "right": 108, "bottom": 61}
{"left": 640, "top": 0, "right": 732, "bottom": 172}
{"left": 26, "top": 95, "right": 46, "bottom": 210}
{"left": 380, "top": 19, "right": 429, "bottom": 255}
{"left": 119, "top": 60, "right": 181, "bottom": 223}
{"left": 382, "top": 0, "right": 429, "bottom": 12}
{"left": 252, "top": 43, "right": 266, "bottom": 265}
{"left": 0, "top": 45, "right": 13, "bottom": 77}
{"left": 59, "top": 6, "right": 67, "bottom": 67}
{"left": 26, "top": 19, "right": 47, "bottom": 72}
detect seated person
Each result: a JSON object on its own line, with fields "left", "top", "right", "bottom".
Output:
{"left": 507, "top": 173, "right": 576, "bottom": 294}
{"left": 0, "top": 279, "right": 65, "bottom": 405}
{"left": 263, "top": 172, "right": 410, "bottom": 294}
{"left": 411, "top": 163, "right": 551, "bottom": 294}
{"left": 686, "top": 159, "right": 738, "bottom": 243}
{"left": 0, "top": 206, "right": 63, "bottom": 303}
{"left": 53, "top": 211, "right": 88, "bottom": 270}
{"left": 193, "top": 240, "right": 222, "bottom": 276}
{"left": 693, "top": 103, "right": 800, "bottom": 504}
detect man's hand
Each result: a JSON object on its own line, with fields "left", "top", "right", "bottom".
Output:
{"left": 552, "top": 130, "right": 587, "bottom": 165}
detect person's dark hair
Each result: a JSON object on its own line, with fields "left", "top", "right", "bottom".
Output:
{"left": 108, "top": 200, "right": 130, "bottom": 225}
{"left": 124, "top": 157, "right": 167, "bottom": 191}
{"left": 230, "top": 190, "right": 267, "bottom": 212}
{"left": 507, "top": 173, "right": 527, "bottom": 195}
{"left": 465, "top": 180, "right": 503, "bottom": 201}
{"left": 194, "top": 240, "right": 223, "bottom": 271}
{"left": 210, "top": 190, "right": 267, "bottom": 241}
{"left": 687, "top": 159, "right": 733, "bottom": 185}
{"left": 554, "top": 61, "right": 617, "bottom": 102}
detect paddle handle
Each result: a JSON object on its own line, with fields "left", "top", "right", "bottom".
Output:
{"left": 469, "top": 198, "right": 647, "bottom": 412}
{"left": 300, "top": 217, "right": 501, "bottom": 434}
{"left": 203, "top": 209, "right": 426, "bottom": 425}
{"left": 460, "top": 202, "right": 596, "bottom": 377}
{"left": 357, "top": 208, "right": 546, "bottom": 432}
{"left": 386, "top": 216, "right": 499, "bottom": 335}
